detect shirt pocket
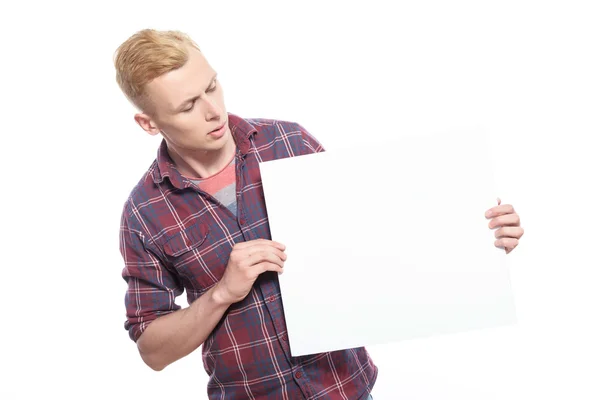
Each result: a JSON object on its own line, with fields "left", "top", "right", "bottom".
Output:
{"left": 160, "top": 223, "right": 224, "bottom": 293}
{"left": 162, "top": 222, "right": 209, "bottom": 257}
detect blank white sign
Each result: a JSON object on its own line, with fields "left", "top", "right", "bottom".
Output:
{"left": 259, "top": 130, "right": 516, "bottom": 357}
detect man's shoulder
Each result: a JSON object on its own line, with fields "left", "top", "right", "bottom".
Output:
{"left": 120, "top": 159, "right": 160, "bottom": 220}
{"left": 243, "top": 117, "right": 306, "bottom": 134}
{"left": 242, "top": 116, "right": 320, "bottom": 143}
{"left": 239, "top": 116, "right": 324, "bottom": 157}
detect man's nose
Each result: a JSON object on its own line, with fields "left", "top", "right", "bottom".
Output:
{"left": 203, "top": 97, "right": 220, "bottom": 121}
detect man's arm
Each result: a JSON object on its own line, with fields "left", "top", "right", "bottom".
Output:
{"left": 134, "top": 239, "right": 287, "bottom": 370}
{"left": 121, "top": 209, "right": 288, "bottom": 371}
{"left": 135, "top": 284, "right": 230, "bottom": 371}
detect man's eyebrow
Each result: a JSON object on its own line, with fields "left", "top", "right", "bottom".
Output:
{"left": 173, "top": 73, "right": 218, "bottom": 111}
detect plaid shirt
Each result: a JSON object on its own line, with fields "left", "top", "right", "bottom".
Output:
{"left": 120, "top": 114, "right": 377, "bottom": 399}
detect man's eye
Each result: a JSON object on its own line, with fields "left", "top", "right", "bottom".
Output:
{"left": 207, "top": 82, "right": 217, "bottom": 92}
{"left": 183, "top": 102, "right": 195, "bottom": 113}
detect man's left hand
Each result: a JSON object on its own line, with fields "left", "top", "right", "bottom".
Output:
{"left": 485, "top": 198, "right": 524, "bottom": 254}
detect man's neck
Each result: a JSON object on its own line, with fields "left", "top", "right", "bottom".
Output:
{"left": 167, "top": 138, "right": 236, "bottom": 179}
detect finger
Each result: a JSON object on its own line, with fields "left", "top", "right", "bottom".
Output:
{"left": 243, "top": 245, "right": 287, "bottom": 261}
{"left": 494, "top": 237, "right": 519, "bottom": 251}
{"left": 494, "top": 226, "right": 525, "bottom": 239}
{"left": 489, "top": 213, "right": 520, "bottom": 228}
{"left": 263, "top": 248, "right": 287, "bottom": 262}
{"left": 485, "top": 204, "right": 515, "bottom": 219}
{"left": 234, "top": 239, "right": 285, "bottom": 251}
{"left": 230, "top": 246, "right": 282, "bottom": 267}
{"left": 233, "top": 238, "right": 284, "bottom": 250}
{"left": 232, "top": 239, "right": 267, "bottom": 250}
{"left": 265, "top": 240, "right": 286, "bottom": 251}
{"left": 242, "top": 250, "right": 286, "bottom": 269}
{"left": 245, "top": 239, "right": 286, "bottom": 251}
{"left": 254, "top": 262, "right": 285, "bottom": 274}
{"left": 497, "top": 197, "right": 501, "bottom": 205}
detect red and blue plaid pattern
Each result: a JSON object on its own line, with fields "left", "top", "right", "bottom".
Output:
{"left": 120, "top": 113, "right": 377, "bottom": 399}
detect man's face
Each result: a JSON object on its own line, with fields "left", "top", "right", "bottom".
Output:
{"left": 138, "top": 46, "right": 232, "bottom": 153}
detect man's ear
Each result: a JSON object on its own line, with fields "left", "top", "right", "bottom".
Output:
{"left": 134, "top": 113, "right": 161, "bottom": 136}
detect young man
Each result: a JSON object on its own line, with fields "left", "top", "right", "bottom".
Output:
{"left": 115, "top": 29, "right": 524, "bottom": 400}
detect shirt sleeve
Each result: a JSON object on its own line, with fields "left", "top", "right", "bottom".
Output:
{"left": 119, "top": 204, "right": 183, "bottom": 342}
{"left": 296, "top": 122, "right": 326, "bottom": 154}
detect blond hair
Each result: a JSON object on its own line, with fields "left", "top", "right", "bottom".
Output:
{"left": 114, "top": 29, "right": 201, "bottom": 111}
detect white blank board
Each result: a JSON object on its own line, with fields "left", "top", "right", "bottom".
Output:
{"left": 259, "top": 131, "right": 516, "bottom": 357}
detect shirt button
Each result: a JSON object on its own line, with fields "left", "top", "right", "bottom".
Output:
{"left": 294, "top": 371, "right": 302, "bottom": 379}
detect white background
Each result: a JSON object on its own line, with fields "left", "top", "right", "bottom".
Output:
{"left": 1, "top": 0, "right": 599, "bottom": 399}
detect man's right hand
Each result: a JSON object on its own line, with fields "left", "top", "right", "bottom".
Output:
{"left": 135, "top": 238, "right": 285, "bottom": 370}
{"left": 214, "top": 239, "right": 287, "bottom": 305}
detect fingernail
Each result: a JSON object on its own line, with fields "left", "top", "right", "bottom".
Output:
{"left": 485, "top": 210, "right": 492, "bottom": 218}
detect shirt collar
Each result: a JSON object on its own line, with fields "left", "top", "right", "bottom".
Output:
{"left": 152, "top": 113, "right": 256, "bottom": 188}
